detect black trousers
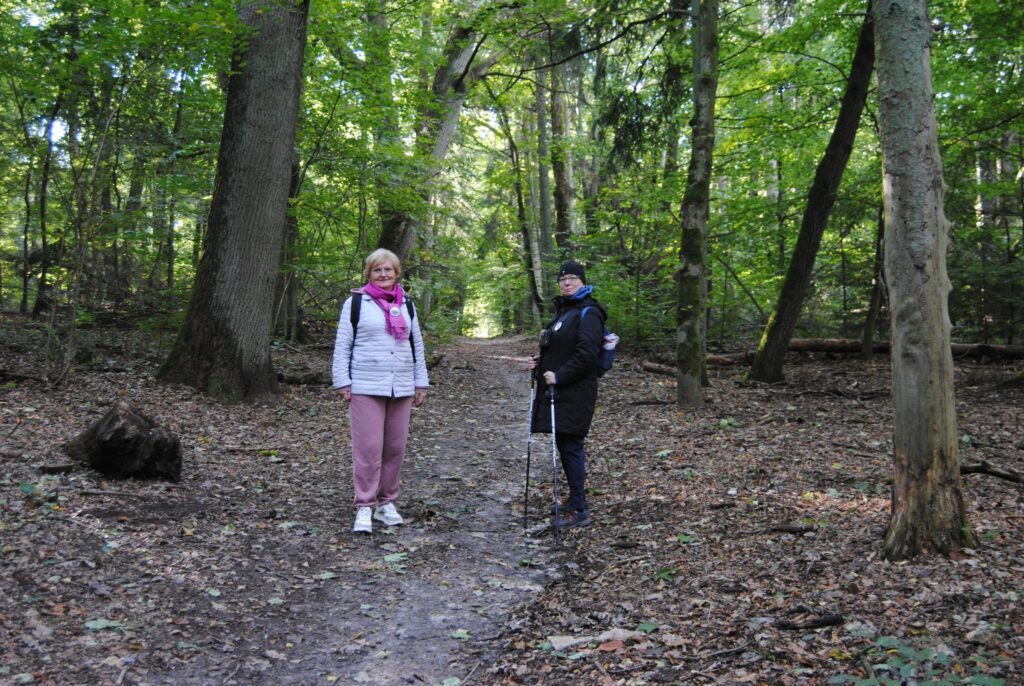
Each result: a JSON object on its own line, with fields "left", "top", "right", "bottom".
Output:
{"left": 555, "top": 433, "right": 588, "bottom": 514}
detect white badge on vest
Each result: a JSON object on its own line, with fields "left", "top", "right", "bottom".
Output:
{"left": 390, "top": 306, "right": 401, "bottom": 317}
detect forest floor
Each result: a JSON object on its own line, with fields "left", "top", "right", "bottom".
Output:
{"left": 1, "top": 314, "right": 1022, "bottom": 686}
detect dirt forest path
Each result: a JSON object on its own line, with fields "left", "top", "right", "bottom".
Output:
{"left": 151, "top": 337, "right": 554, "bottom": 686}
{"left": 0, "top": 332, "right": 559, "bottom": 686}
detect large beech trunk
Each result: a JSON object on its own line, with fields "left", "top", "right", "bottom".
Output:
{"left": 158, "top": 0, "right": 309, "bottom": 402}
{"left": 873, "top": 0, "right": 975, "bottom": 559}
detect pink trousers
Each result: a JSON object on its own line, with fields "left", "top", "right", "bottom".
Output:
{"left": 349, "top": 394, "right": 413, "bottom": 508}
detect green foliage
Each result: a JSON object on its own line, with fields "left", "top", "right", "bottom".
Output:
{"left": 0, "top": 0, "right": 1020, "bottom": 353}
{"left": 828, "top": 635, "right": 1007, "bottom": 685}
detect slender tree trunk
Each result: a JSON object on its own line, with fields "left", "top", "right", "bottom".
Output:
{"left": 1000, "top": 131, "right": 1021, "bottom": 342}
{"left": 873, "top": 0, "right": 975, "bottom": 560}
{"left": 749, "top": 5, "right": 875, "bottom": 382}
{"left": 508, "top": 130, "right": 543, "bottom": 319}
{"left": 116, "top": 156, "right": 146, "bottom": 309}
{"left": 861, "top": 204, "right": 886, "bottom": 358}
{"left": 579, "top": 52, "right": 605, "bottom": 234}
{"left": 274, "top": 158, "right": 307, "bottom": 343}
{"left": 33, "top": 101, "right": 61, "bottom": 316}
{"left": 158, "top": 0, "right": 310, "bottom": 402}
{"left": 676, "top": 0, "right": 718, "bottom": 407}
{"left": 20, "top": 168, "right": 32, "bottom": 313}
{"left": 535, "top": 62, "right": 554, "bottom": 260}
{"left": 550, "top": 58, "right": 575, "bottom": 253}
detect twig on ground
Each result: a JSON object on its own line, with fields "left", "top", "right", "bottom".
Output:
{"left": 774, "top": 614, "right": 844, "bottom": 630}
{"left": 461, "top": 659, "right": 483, "bottom": 684}
{"left": 222, "top": 661, "right": 241, "bottom": 684}
{"left": 591, "top": 555, "right": 648, "bottom": 582}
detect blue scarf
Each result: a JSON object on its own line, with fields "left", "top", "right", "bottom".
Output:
{"left": 568, "top": 285, "right": 593, "bottom": 301}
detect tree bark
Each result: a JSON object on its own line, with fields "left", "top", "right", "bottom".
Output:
{"left": 749, "top": 4, "right": 875, "bottom": 382}
{"left": 274, "top": 158, "right": 308, "bottom": 343}
{"left": 861, "top": 204, "right": 886, "bottom": 358}
{"left": 676, "top": 0, "right": 718, "bottom": 408}
{"left": 158, "top": 0, "right": 310, "bottom": 402}
{"left": 535, "top": 61, "right": 555, "bottom": 260}
{"left": 873, "top": 0, "right": 976, "bottom": 559}
{"left": 550, "top": 56, "right": 575, "bottom": 253}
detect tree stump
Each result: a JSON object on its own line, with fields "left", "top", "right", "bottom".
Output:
{"left": 63, "top": 402, "right": 182, "bottom": 481}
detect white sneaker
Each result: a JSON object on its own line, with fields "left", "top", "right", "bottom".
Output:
{"left": 353, "top": 507, "right": 373, "bottom": 533}
{"left": 373, "top": 502, "right": 403, "bottom": 526}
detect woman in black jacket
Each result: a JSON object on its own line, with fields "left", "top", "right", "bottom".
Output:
{"left": 529, "top": 260, "right": 608, "bottom": 529}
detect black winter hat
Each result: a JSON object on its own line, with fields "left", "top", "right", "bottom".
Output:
{"left": 558, "top": 260, "right": 587, "bottom": 283}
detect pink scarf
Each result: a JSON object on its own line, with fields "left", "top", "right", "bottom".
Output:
{"left": 363, "top": 282, "right": 410, "bottom": 342}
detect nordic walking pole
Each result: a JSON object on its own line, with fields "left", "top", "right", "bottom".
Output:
{"left": 548, "top": 384, "right": 560, "bottom": 544}
{"left": 523, "top": 370, "right": 536, "bottom": 530}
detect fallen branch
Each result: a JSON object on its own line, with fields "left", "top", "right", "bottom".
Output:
{"left": 0, "top": 369, "right": 45, "bottom": 383}
{"left": 591, "top": 555, "right": 649, "bottom": 582}
{"left": 768, "top": 524, "right": 816, "bottom": 534}
{"left": 775, "top": 614, "right": 844, "bottom": 630}
{"left": 674, "top": 640, "right": 752, "bottom": 663}
{"left": 39, "top": 463, "right": 76, "bottom": 475}
{"left": 80, "top": 489, "right": 155, "bottom": 498}
{"left": 960, "top": 460, "right": 1023, "bottom": 484}
{"left": 643, "top": 361, "right": 676, "bottom": 376}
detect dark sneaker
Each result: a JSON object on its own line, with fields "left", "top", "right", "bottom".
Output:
{"left": 555, "top": 510, "right": 591, "bottom": 529}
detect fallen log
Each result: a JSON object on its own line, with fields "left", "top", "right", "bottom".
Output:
{"left": 643, "top": 339, "right": 1024, "bottom": 376}
{"left": 960, "top": 460, "right": 1023, "bottom": 484}
{"left": 642, "top": 361, "right": 676, "bottom": 376}
{"left": 788, "top": 338, "right": 1024, "bottom": 360}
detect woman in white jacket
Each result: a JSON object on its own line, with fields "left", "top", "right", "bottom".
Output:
{"left": 332, "top": 249, "right": 428, "bottom": 533}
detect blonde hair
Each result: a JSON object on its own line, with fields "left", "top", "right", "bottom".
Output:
{"left": 363, "top": 248, "right": 401, "bottom": 281}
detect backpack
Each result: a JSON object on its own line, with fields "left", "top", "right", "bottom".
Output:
{"left": 580, "top": 306, "right": 618, "bottom": 377}
{"left": 349, "top": 293, "right": 418, "bottom": 366}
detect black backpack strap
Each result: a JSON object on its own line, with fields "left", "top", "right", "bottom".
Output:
{"left": 406, "top": 299, "right": 417, "bottom": 366}
{"left": 350, "top": 292, "right": 363, "bottom": 337}
{"left": 348, "top": 294, "right": 362, "bottom": 379}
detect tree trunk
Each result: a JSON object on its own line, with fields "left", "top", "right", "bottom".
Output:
{"left": 507, "top": 125, "right": 544, "bottom": 319}
{"left": 550, "top": 57, "right": 575, "bottom": 253}
{"left": 861, "top": 204, "right": 886, "bottom": 358}
{"left": 749, "top": 5, "right": 875, "bottom": 382}
{"left": 274, "top": 158, "right": 308, "bottom": 343}
{"left": 873, "top": 0, "right": 976, "bottom": 559}
{"left": 158, "top": 0, "right": 310, "bottom": 402}
{"left": 32, "top": 100, "right": 61, "bottom": 316}
{"left": 676, "top": 0, "right": 718, "bottom": 408}
{"left": 535, "top": 62, "right": 555, "bottom": 260}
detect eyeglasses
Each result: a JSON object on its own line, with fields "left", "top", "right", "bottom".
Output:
{"left": 371, "top": 266, "right": 396, "bottom": 275}
{"left": 558, "top": 275, "right": 581, "bottom": 283}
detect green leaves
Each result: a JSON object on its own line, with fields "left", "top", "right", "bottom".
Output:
{"left": 84, "top": 618, "right": 128, "bottom": 632}
{"left": 382, "top": 552, "right": 408, "bottom": 574}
